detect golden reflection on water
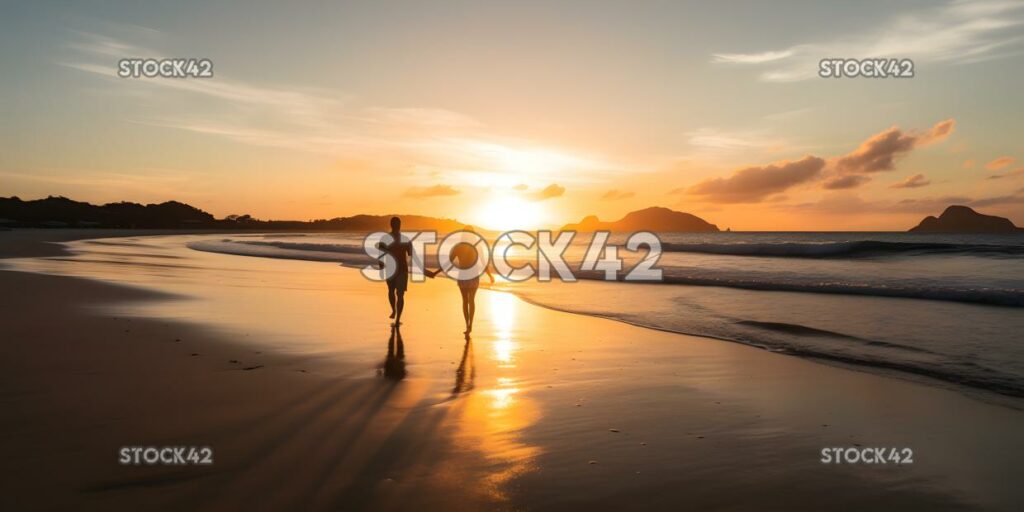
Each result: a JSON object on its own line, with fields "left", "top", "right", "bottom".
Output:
{"left": 447, "top": 290, "right": 540, "bottom": 501}
{"left": 491, "top": 292, "right": 520, "bottom": 369}
{"left": 487, "top": 377, "right": 519, "bottom": 410}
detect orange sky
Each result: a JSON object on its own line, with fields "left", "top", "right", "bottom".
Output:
{"left": 3, "top": 1, "right": 1023, "bottom": 230}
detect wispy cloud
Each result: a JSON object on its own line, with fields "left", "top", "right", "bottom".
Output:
{"left": 712, "top": 1, "right": 1024, "bottom": 82}
{"left": 687, "top": 156, "right": 826, "bottom": 203}
{"left": 0, "top": 169, "right": 197, "bottom": 202}
{"left": 986, "top": 155, "right": 1017, "bottom": 170}
{"left": 403, "top": 184, "right": 461, "bottom": 198}
{"left": 988, "top": 167, "right": 1024, "bottom": 179}
{"left": 61, "top": 31, "right": 619, "bottom": 186}
{"left": 762, "top": 107, "right": 811, "bottom": 121}
{"left": 600, "top": 189, "right": 635, "bottom": 200}
{"left": 890, "top": 173, "right": 932, "bottom": 188}
{"left": 823, "top": 175, "right": 872, "bottom": 190}
{"left": 712, "top": 49, "right": 795, "bottom": 64}
{"left": 686, "top": 127, "right": 789, "bottom": 152}
{"left": 532, "top": 184, "right": 566, "bottom": 201}
{"left": 507, "top": 182, "right": 567, "bottom": 201}
{"left": 782, "top": 190, "right": 1024, "bottom": 216}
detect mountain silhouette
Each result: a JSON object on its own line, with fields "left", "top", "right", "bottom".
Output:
{"left": 561, "top": 206, "right": 719, "bottom": 232}
{"left": 909, "top": 205, "right": 1021, "bottom": 233}
{"left": 0, "top": 196, "right": 465, "bottom": 232}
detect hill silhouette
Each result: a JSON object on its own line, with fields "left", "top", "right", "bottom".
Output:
{"left": 908, "top": 205, "right": 1021, "bottom": 233}
{"left": 561, "top": 206, "right": 719, "bottom": 232}
{"left": 0, "top": 196, "right": 465, "bottom": 232}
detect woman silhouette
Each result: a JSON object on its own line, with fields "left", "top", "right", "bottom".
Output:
{"left": 427, "top": 226, "right": 494, "bottom": 335}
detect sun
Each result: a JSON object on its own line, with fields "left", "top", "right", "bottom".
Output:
{"left": 474, "top": 195, "right": 548, "bottom": 231}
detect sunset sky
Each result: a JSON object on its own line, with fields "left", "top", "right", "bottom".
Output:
{"left": 2, "top": 0, "right": 1023, "bottom": 230}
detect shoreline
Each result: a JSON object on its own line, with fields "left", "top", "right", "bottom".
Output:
{"left": 7, "top": 228, "right": 1020, "bottom": 405}
{"left": 2, "top": 230, "right": 1023, "bottom": 510}
{"left": 504, "top": 288, "right": 1024, "bottom": 408}
{"left": 45, "top": 229, "right": 1024, "bottom": 402}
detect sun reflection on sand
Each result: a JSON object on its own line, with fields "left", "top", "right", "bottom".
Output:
{"left": 491, "top": 291, "right": 517, "bottom": 333}
{"left": 9, "top": 235, "right": 546, "bottom": 504}
{"left": 486, "top": 377, "right": 520, "bottom": 410}
{"left": 446, "top": 290, "right": 540, "bottom": 501}
{"left": 491, "top": 292, "right": 520, "bottom": 368}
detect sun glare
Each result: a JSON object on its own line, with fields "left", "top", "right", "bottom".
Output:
{"left": 474, "top": 195, "right": 548, "bottom": 231}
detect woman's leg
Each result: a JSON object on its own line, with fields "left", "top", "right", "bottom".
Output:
{"left": 460, "top": 288, "right": 472, "bottom": 332}
{"left": 467, "top": 287, "right": 478, "bottom": 332}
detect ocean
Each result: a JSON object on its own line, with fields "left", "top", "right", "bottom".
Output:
{"left": 9, "top": 231, "right": 1021, "bottom": 399}
{"left": 185, "top": 231, "right": 1024, "bottom": 399}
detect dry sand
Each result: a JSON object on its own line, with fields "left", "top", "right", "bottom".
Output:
{"left": 1, "top": 229, "right": 1022, "bottom": 511}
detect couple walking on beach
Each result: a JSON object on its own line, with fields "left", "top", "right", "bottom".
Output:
{"left": 379, "top": 216, "right": 494, "bottom": 335}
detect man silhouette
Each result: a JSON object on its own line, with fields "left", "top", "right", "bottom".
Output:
{"left": 379, "top": 216, "right": 415, "bottom": 325}
{"left": 381, "top": 325, "right": 406, "bottom": 381}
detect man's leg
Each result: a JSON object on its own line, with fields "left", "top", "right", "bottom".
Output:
{"left": 387, "top": 282, "right": 396, "bottom": 318}
{"left": 394, "top": 290, "right": 406, "bottom": 324}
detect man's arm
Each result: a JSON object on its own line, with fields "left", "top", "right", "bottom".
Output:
{"left": 375, "top": 241, "right": 393, "bottom": 269}
{"left": 406, "top": 241, "right": 424, "bottom": 275}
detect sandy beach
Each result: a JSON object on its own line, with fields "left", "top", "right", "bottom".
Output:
{"left": 1, "top": 230, "right": 1023, "bottom": 511}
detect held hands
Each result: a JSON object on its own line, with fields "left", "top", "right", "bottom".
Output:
{"left": 421, "top": 268, "right": 493, "bottom": 282}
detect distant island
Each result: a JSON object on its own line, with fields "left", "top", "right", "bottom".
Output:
{"left": 908, "top": 205, "right": 1022, "bottom": 233}
{"left": 15, "top": 197, "right": 1017, "bottom": 234}
{"left": 561, "top": 206, "right": 719, "bottom": 232}
{"left": 0, "top": 196, "right": 465, "bottom": 232}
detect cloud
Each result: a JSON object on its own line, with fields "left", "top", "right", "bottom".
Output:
{"left": 686, "top": 127, "right": 789, "bottom": 152}
{"left": 403, "top": 184, "right": 460, "bottom": 198}
{"left": 601, "top": 189, "right": 635, "bottom": 200}
{"left": 361, "top": 107, "right": 482, "bottom": 130}
{"left": 888, "top": 196, "right": 976, "bottom": 213}
{"left": 0, "top": 169, "right": 196, "bottom": 202}
{"left": 927, "top": 118, "right": 957, "bottom": 140}
{"left": 683, "top": 120, "right": 954, "bottom": 200}
{"left": 823, "top": 175, "right": 872, "bottom": 190}
{"left": 890, "top": 173, "right": 931, "bottom": 188}
{"left": 969, "top": 188, "right": 1024, "bottom": 208}
{"left": 63, "top": 32, "right": 620, "bottom": 186}
{"left": 687, "top": 156, "right": 826, "bottom": 203}
{"left": 533, "top": 184, "right": 566, "bottom": 201}
{"left": 986, "top": 156, "right": 1017, "bottom": 170}
{"left": 964, "top": 159, "right": 976, "bottom": 169}
{"left": 513, "top": 183, "right": 566, "bottom": 200}
{"left": 835, "top": 119, "right": 955, "bottom": 174}
{"left": 762, "top": 107, "right": 812, "bottom": 121}
{"left": 711, "top": 1, "right": 1024, "bottom": 81}
{"left": 783, "top": 190, "right": 1024, "bottom": 216}
{"left": 988, "top": 167, "right": 1024, "bottom": 179}
{"left": 712, "top": 49, "right": 795, "bottom": 64}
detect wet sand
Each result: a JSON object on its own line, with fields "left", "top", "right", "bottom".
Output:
{"left": 1, "top": 230, "right": 1023, "bottom": 511}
